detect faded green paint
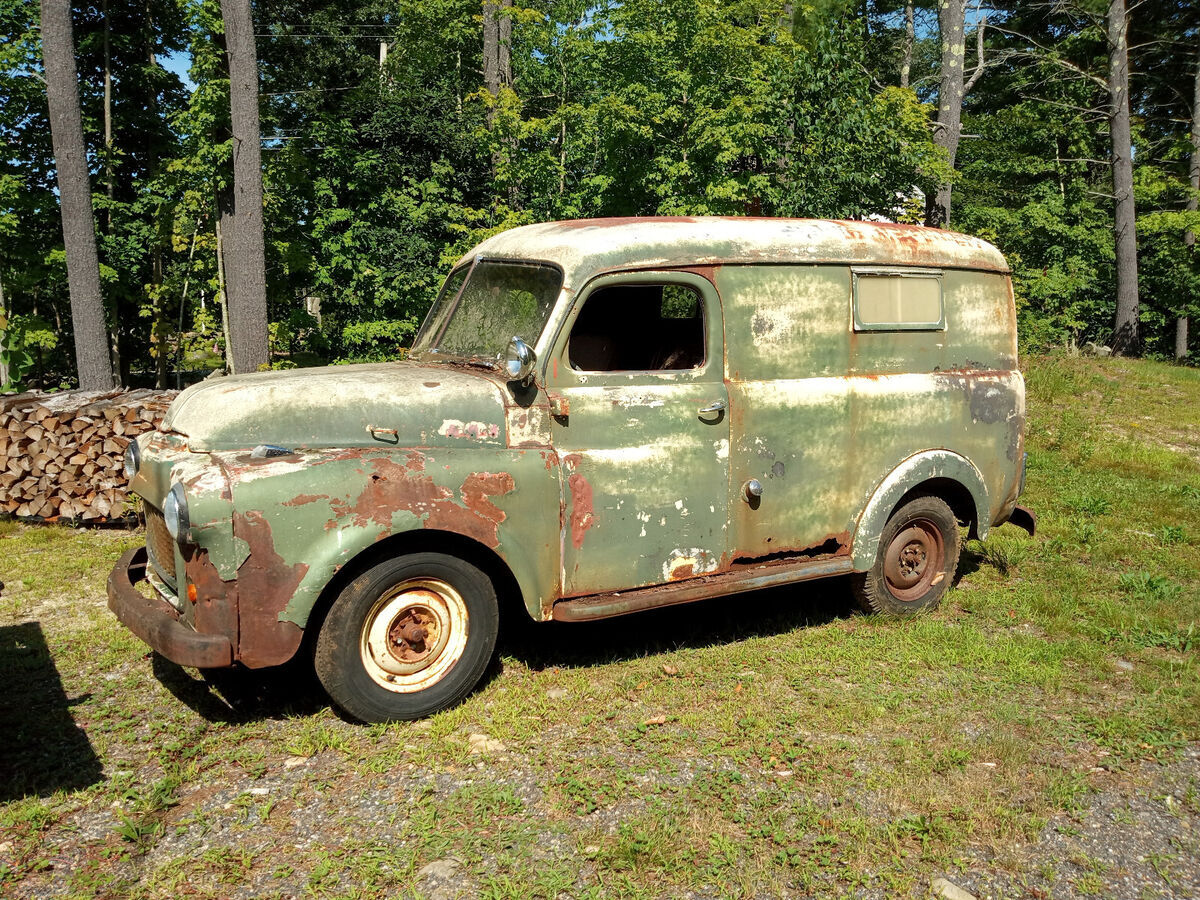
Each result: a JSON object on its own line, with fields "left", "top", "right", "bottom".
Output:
{"left": 163, "top": 363, "right": 507, "bottom": 452}
{"left": 117, "top": 217, "right": 1027, "bottom": 670}
{"left": 544, "top": 271, "right": 729, "bottom": 596}
{"left": 718, "top": 263, "right": 1020, "bottom": 569}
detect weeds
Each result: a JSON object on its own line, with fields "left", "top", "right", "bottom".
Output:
{"left": 1118, "top": 572, "right": 1182, "bottom": 603}
{"left": 971, "top": 537, "right": 1028, "bottom": 576}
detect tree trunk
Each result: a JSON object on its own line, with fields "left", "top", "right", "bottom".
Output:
{"left": 219, "top": 0, "right": 269, "bottom": 375}
{"left": 40, "top": 0, "right": 115, "bottom": 390}
{"left": 215, "top": 211, "right": 234, "bottom": 371}
{"left": 926, "top": 0, "right": 966, "bottom": 229}
{"left": 1107, "top": 0, "right": 1139, "bottom": 355}
{"left": 145, "top": 5, "right": 168, "bottom": 389}
{"left": 102, "top": 0, "right": 128, "bottom": 387}
{"left": 499, "top": 0, "right": 512, "bottom": 88}
{"left": 1180, "top": 48, "right": 1200, "bottom": 360}
{"left": 483, "top": 0, "right": 500, "bottom": 123}
{"left": 0, "top": 274, "right": 9, "bottom": 388}
{"left": 102, "top": 0, "right": 113, "bottom": 229}
{"left": 483, "top": 0, "right": 513, "bottom": 117}
{"left": 900, "top": 1, "right": 914, "bottom": 90}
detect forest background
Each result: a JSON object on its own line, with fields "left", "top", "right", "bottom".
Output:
{"left": 2, "top": 0, "right": 1199, "bottom": 391}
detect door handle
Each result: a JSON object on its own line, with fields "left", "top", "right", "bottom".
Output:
{"left": 698, "top": 399, "right": 726, "bottom": 414}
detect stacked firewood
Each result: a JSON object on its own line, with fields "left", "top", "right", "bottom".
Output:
{"left": 0, "top": 389, "right": 176, "bottom": 522}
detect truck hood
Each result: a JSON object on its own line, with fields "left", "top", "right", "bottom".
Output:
{"left": 162, "top": 362, "right": 508, "bottom": 452}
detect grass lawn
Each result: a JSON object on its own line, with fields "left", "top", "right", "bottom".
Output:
{"left": 1, "top": 353, "right": 1198, "bottom": 899}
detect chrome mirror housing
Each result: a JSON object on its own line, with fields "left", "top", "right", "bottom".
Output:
{"left": 504, "top": 336, "right": 536, "bottom": 387}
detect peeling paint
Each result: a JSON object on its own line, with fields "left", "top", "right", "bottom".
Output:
{"left": 567, "top": 472, "right": 595, "bottom": 549}
{"left": 439, "top": 419, "right": 501, "bottom": 441}
{"left": 663, "top": 548, "right": 720, "bottom": 581}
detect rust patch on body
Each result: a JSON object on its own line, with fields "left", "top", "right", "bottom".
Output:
{"left": 732, "top": 532, "right": 850, "bottom": 568}
{"left": 934, "top": 369, "right": 1023, "bottom": 460}
{"left": 426, "top": 471, "right": 516, "bottom": 547}
{"left": 566, "top": 472, "right": 595, "bottom": 550}
{"left": 669, "top": 563, "right": 694, "bottom": 580}
{"left": 232, "top": 510, "right": 308, "bottom": 668}
{"left": 184, "top": 546, "right": 238, "bottom": 643}
{"left": 326, "top": 457, "right": 516, "bottom": 549}
{"left": 553, "top": 216, "right": 699, "bottom": 229}
{"left": 329, "top": 458, "right": 452, "bottom": 529}
{"left": 283, "top": 493, "right": 328, "bottom": 507}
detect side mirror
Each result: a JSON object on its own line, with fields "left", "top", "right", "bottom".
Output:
{"left": 504, "top": 336, "right": 537, "bottom": 387}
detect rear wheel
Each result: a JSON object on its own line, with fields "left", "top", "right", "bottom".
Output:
{"left": 851, "top": 495, "right": 960, "bottom": 616}
{"left": 314, "top": 552, "right": 498, "bottom": 722}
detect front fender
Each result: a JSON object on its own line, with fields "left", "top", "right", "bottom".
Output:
{"left": 850, "top": 449, "right": 990, "bottom": 571}
{"left": 214, "top": 446, "right": 562, "bottom": 635}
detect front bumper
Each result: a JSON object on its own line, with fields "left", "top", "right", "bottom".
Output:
{"left": 107, "top": 547, "right": 233, "bottom": 668}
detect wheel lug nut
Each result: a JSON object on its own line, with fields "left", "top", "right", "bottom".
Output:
{"left": 399, "top": 623, "right": 427, "bottom": 644}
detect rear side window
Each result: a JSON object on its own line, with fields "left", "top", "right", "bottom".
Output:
{"left": 853, "top": 270, "right": 944, "bottom": 331}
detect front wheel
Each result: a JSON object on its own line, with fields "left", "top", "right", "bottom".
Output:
{"left": 314, "top": 552, "right": 498, "bottom": 722}
{"left": 851, "top": 495, "right": 961, "bottom": 616}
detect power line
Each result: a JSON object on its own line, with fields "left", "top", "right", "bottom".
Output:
{"left": 254, "top": 33, "right": 396, "bottom": 39}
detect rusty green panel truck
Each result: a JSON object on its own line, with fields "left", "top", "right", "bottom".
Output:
{"left": 108, "top": 217, "right": 1036, "bottom": 722}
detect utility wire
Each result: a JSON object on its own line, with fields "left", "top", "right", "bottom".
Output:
{"left": 254, "top": 33, "right": 397, "bottom": 39}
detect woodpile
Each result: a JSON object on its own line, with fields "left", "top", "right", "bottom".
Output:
{"left": 0, "top": 389, "right": 176, "bottom": 522}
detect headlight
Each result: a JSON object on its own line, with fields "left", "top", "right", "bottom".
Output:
{"left": 163, "top": 483, "right": 190, "bottom": 543}
{"left": 123, "top": 439, "right": 141, "bottom": 479}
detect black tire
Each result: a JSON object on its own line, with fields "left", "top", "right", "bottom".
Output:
{"left": 313, "top": 552, "right": 498, "bottom": 722}
{"left": 851, "top": 495, "right": 961, "bottom": 616}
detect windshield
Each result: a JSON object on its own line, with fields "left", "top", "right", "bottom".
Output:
{"left": 411, "top": 260, "right": 564, "bottom": 359}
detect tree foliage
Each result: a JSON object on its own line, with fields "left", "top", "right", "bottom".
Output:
{"left": 2, "top": 0, "right": 1199, "bottom": 390}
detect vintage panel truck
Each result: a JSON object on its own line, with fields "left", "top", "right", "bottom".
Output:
{"left": 109, "top": 217, "right": 1035, "bottom": 721}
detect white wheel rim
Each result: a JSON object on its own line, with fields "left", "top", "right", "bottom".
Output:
{"left": 360, "top": 578, "right": 469, "bottom": 693}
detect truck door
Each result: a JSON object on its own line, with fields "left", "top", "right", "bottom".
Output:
{"left": 545, "top": 271, "right": 730, "bottom": 597}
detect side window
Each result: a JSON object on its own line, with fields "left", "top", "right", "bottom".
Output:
{"left": 853, "top": 271, "right": 944, "bottom": 331}
{"left": 568, "top": 283, "right": 706, "bottom": 371}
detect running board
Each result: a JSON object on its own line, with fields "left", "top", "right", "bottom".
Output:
{"left": 551, "top": 556, "right": 855, "bottom": 622}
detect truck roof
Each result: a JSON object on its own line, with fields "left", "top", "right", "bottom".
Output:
{"left": 461, "top": 217, "right": 1010, "bottom": 278}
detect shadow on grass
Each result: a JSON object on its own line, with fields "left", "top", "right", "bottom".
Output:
{"left": 957, "top": 545, "right": 984, "bottom": 582}
{"left": 497, "top": 575, "right": 859, "bottom": 671}
{"left": 151, "top": 577, "right": 859, "bottom": 724}
{"left": 152, "top": 652, "right": 328, "bottom": 725}
{"left": 0, "top": 621, "right": 103, "bottom": 801}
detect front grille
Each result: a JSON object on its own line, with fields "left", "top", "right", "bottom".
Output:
{"left": 144, "top": 506, "right": 177, "bottom": 585}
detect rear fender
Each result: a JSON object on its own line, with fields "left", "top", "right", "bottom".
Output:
{"left": 851, "top": 449, "right": 990, "bottom": 570}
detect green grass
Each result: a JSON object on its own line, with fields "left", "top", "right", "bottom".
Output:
{"left": 1, "top": 353, "right": 1198, "bottom": 898}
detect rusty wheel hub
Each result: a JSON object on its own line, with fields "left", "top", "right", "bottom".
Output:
{"left": 387, "top": 607, "right": 437, "bottom": 663}
{"left": 361, "top": 580, "right": 469, "bottom": 693}
{"left": 882, "top": 519, "right": 944, "bottom": 602}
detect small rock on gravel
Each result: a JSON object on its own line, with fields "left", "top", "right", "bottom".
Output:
{"left": 417, "top": 857, "right": 462, "bottom": 880}
{"left": 931, "top": 877, "right": 977, "bottom": 900}
{"left": 467, "top": 733, "right": 505, "bottom": 754}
